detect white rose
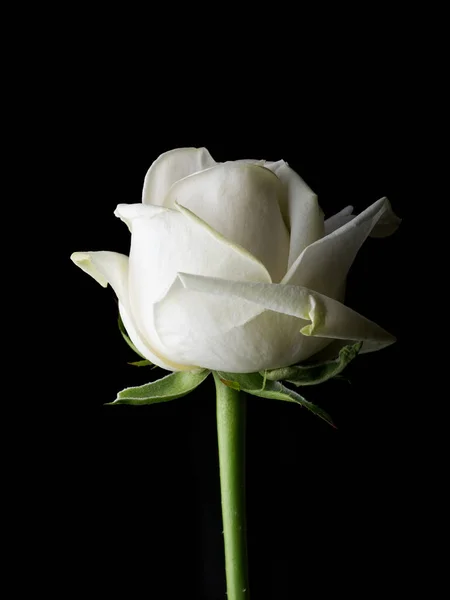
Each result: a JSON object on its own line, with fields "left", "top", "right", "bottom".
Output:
{"left": 71, "top": 147, "right": 400, "bottom": 373}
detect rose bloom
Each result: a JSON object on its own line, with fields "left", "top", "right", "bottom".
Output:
{"left": 72, "top": 147, "right": 400, "bottom": 373}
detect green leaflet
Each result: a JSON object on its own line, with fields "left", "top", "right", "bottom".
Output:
{"left": 118, "top": 314, "right": 150, "bottom": 362}
{"left": 128, "top": 360, "right": 155, "bottom": 367}
{"left": 217, "top": 371, "right": 334, "bottom": 427}
{"left": 107, "top": 369, "right": 210, "bottom": 405}
{"left": 263, "top": 342, "right": 362, "bottom": 386}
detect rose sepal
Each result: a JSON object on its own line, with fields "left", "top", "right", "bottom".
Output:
{"left": 263, "top": 341, "right": 362, "bottom": 386}
{"left": 216, "top": 371, "right": 335, "bottom": 428}
{"left": 107, "top": 370, "right": 210, "bottom": 406}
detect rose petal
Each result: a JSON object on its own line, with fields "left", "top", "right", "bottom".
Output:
{"left": 324, "top": 203, "right": 402, "bottom": 238}
{"left": 125, "top": 203, "right": 271, "bottom": 356}
{"left": 156, "top": 288, "right": 328, "bottom": 372}
{"left": 283, "top": 197, "right": 401, "bottom": 299}
{"left": 324, "top": 205, "right": 355, "bottom": 236}
{"left": 165, "top": 162, "right": 290, "bottom": 282}
{"left": 70, "top": 251, "right": 193, "bottom": 371}
{"left": 155, "top": 264, "right": 396, "bottom": 371}
{"left": 177, "top": 273, "right": 395, "bottom": 349}
{"left": 370, "top": 203, "right": 402, "bottom": 238}
{"left": 265, "top": 161, "right": 324, "bottom": 269}
{"left": 114, "top": 203, "right": 170, "bottom": 231}
{"left": 142, "top": 147, "right": 216, "bottom": 206}
{"left": 71, "top": 251, "right": 128, "bottom": 294}
{"left": 153, "top": 275, "right": 265, "bottom": 369}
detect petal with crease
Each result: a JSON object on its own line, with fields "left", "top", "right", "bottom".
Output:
{"left": 283, "top": 197, "right": 401, "bottom": 299}
{"left": 153, "top": 275, "right": 266, "bottom": 370}
{"left": 70, "top": 251, "right": 193, "bottom": 371}
{"left": 142, "top": 147, "right": 216, "bottom": 206}
{"left": 265, "top": 161, "right": 324, "bottom": 269}
{"left": 127, "top": 207, "right": 271, "bottom": 357}
{"left": 165, "top": 162, "right": 290, "bottom": 281}
{"left": 156, "top": 293, "right": 328, "bottom": 372}
{"left": 177, "top": 273, "right": 395, "bottom": 350}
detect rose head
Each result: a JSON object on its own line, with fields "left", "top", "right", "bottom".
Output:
{"left": 71, "top": 147, "right": 400, "bottom": 373}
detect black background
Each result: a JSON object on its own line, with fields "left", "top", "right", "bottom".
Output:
{"left": 63, "top": 71, "right": 407, "bottom": 598}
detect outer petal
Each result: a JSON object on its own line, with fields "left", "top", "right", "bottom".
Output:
{"left": 370, "top": 204, "right": 402, "bottom": 238}
{"left": 165, "top": 163, "right": 290, "bottom": 281}
{"left": 114, "top": 203, "right": 169, "bottom": 231}
{"left": 142, "top": 147, "right": 216, "bottom": 206}
{"left": 153, "top": 276, "right": 267, "bottom": 369}
{"left": 265, "top": 161, "right": 324, "bottom": 269}
{"left": 156, "top": 289, "right": 328, "bottom": 372}
{"left": 324, "top": 203, "right": 401, "bottom": 238}
{"left": 283, "top": 197, "right": 401, "bottom": 298}
{"left": 70, "top": 251, "right": 193, "bottom": 371}
{"left": 206, "top": 310, "right": 329, "bottom": 372}
{"left": 178, "top": 273, "right": 395, "bottom": 351}
{"left": 71, "top": 251, "right": 128, "bottom": 294}
{"left": 324, "top": 205, "right": 355, "bottom": 236}
{"left": 153, "top": 270, "right": 394, "bottom": 372}
{"left": 124, "top": 203, "right": 271, "bottom": 358}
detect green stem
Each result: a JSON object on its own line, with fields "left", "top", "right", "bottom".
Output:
{"left": 214, "top": 373, "right": 250, "bottom": 600}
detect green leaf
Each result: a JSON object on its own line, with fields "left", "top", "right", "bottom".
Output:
{"left": 118, "top": 314, "right": 150, "bottom": 362}
{"left": 217, "top": 371, "right": 334, "bottom": 427}
{"left": 128, "top": 359, "right": 155, "bottom": 367}
{"left": 107, "top": 370, "right": 210, "bottom": 405}
{"left": 263, "top": 342, "right": 362, "bottom": 386}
